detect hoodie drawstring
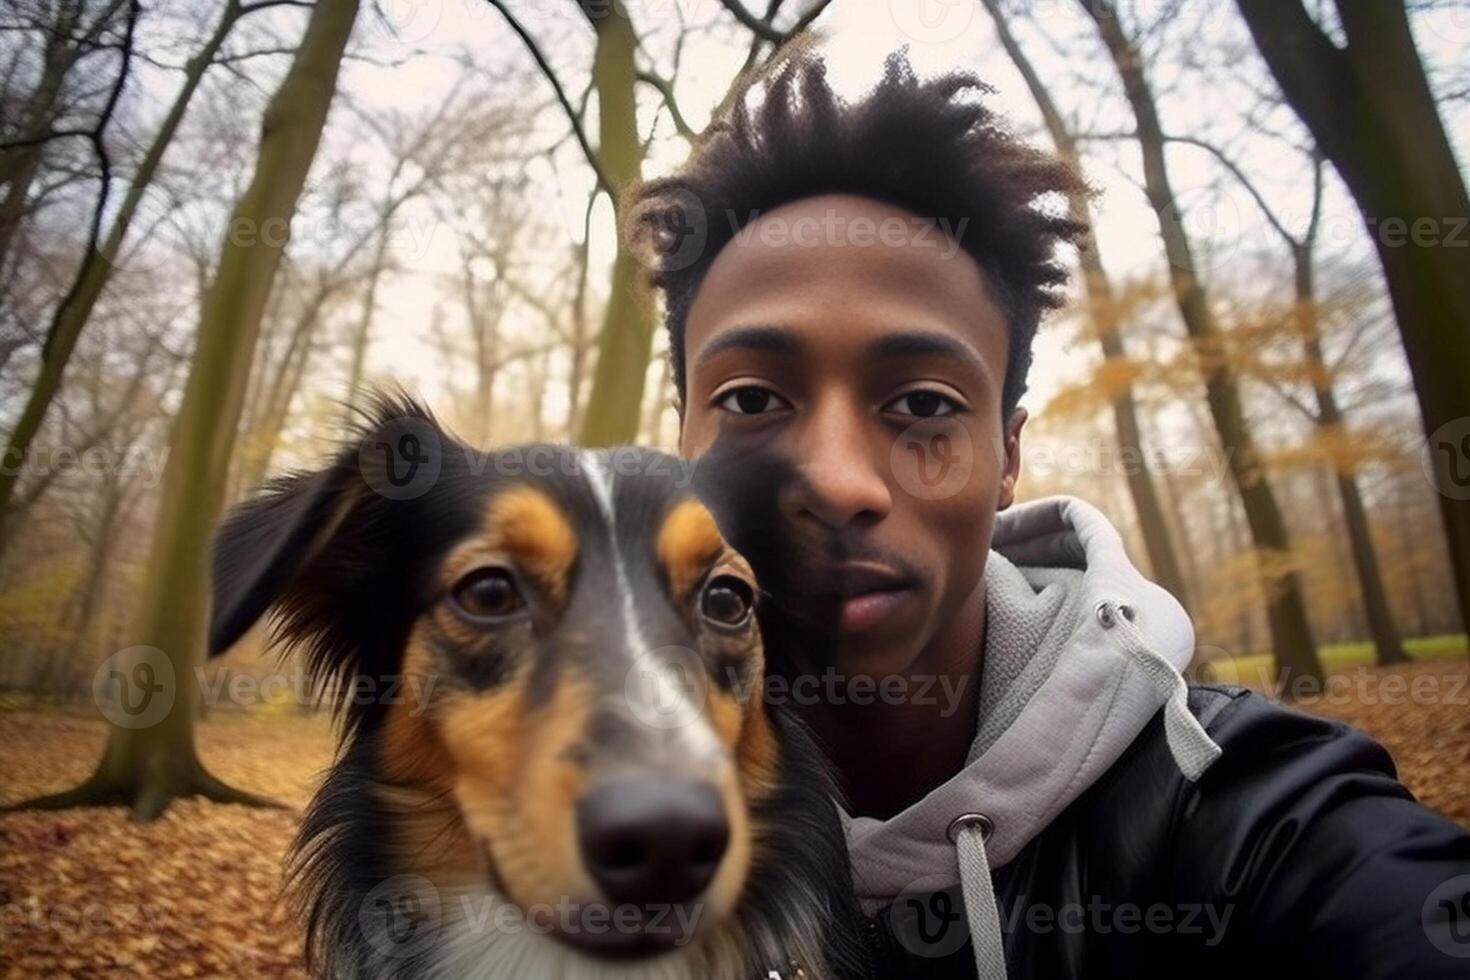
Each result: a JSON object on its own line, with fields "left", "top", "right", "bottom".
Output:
{"left": 1096, "top": 600, "right": 1222, "bottom": 781}
{"left": 948, "top": 600, "right": 1223, "bottom": 980}
{"left": 950, "top": 813, "right": 1006, "bottom": 980}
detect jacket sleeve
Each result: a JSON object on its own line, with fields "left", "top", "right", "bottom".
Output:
{"left": 1172, "top": 686, "right": 1470, "bottom": 979}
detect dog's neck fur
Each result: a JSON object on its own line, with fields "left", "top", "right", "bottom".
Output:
{"left": 292, "top": 711, "right": 859, "bottom": 980}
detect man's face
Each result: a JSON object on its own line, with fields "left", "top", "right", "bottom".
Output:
{"left": 678, "top": 194, "right": 1025, "bottom": 676}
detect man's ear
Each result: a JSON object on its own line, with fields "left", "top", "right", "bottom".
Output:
{"left": 208, "top": 394, "right": 460, "bottom": 697}
{"left": 997, "top": 406, "right": 1027, "bottom": 511}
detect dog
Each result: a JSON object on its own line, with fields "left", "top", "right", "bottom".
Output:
{"left": 208, "top": 395, "right": 866, "bottom": 980}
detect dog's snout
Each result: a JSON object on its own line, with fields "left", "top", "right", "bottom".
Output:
{"left": 576, "top": 779, "right": 729, "bottom": 906}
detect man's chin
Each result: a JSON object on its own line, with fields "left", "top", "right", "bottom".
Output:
{"left": 767, "top": 587, "right": 925, "bottom": 646}
{"left": 764, "top": 601, "right": 931, "bottom": 684}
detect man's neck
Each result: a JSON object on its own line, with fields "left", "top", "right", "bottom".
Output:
{"left": 794, "top": 576, "right": 987, "bottom": 820}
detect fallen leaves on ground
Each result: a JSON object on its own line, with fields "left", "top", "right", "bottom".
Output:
{"left": 0, "top": 711, "right": 331, "bottom": 979}
{"left": 2, "top": 659, "right": 1468, "bottom": 978}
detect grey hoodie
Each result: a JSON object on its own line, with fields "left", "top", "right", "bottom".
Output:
{"left": 841, "top": 496, "right": 1223, "bottom": 979}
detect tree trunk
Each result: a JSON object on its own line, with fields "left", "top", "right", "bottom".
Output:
{"left": 38, "top": 464, "right": 128, "bottom": 698}
{"left": 236, "top": 298, "right": 323, "bottom": 495}
{"left": 1291, "top": 246, "right": 1407, "bottom": 664}
{"left": 566, "top": 192, "right": 597, "bottom": 437}
{"left": 0, "top": 7, "right": 83, "bottom": 272}
{"left": 984, "top": 0, "right": 1190, "bottom": 610}
{"left": 1392, "top": 478, "right": 1433, "bottom": 638}
{"left": 641, "top": 352, "right": 672, "bottom": 444}
{"left": 1085, "top": 0, "right": 1323, "bottom": 688}
{"left": 531, "top": 346, "right": 549, "bottom": 441}
{"left": 6, "top": 0, "right": 360, "bottom": 821}
{"left": 471, "top": 288, "right": 502, "bottom": 446}
{"left": 0, "top": 0, "right": 245, "bottom": 555}
{"left": 1237, "top": 0, "right": 1470, "bottom": 645}
{"left": 574, "top": 0, "right": 654, "bottom": 447}
{"left": 341, "top": 225, "right": 392, "bottom": 422}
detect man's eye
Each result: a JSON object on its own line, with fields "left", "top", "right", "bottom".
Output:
{"left": 717, "top": 386, "right": 790, "bottom": 415}
{"left": 885, "top": 390, "right": 959, "bottom": 418}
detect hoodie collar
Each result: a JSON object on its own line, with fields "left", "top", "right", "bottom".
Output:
{"left": 843, "top": 495, "right": 1219, "bottom": 914}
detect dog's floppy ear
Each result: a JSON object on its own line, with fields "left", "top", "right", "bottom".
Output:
{"left": 208, "top": 463, "right": 353, "bottom": 658}
{"left": 208, "top": 394, "right": 466, "bottom": 704}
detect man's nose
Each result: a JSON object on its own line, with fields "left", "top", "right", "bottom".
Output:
{"left": 784, "top": 396, "right": 892, "bottom": 529}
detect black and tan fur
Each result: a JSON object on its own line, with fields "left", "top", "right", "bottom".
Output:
{"left": 209, "top": 395, "right": 864, "bottom": 980}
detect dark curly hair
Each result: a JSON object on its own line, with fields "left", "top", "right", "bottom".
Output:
{"left": 628, "top": 49, "right": 1089, "bottom": 418}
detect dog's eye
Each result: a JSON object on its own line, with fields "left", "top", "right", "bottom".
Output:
{"left": 700, "top": 574, "right": 754, "bottom": 628}
{"left": 451, "top": 567, "right": 524, "bottom": 621}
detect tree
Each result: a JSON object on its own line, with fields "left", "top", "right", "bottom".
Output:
{"left": 232, "top": 253, "right": 358, "bottom": 498}
{"left": 1236, "top": 0, "right": 1470, "bottom": 643}
{"left": 0, "top": 0, "right": 129, "bottom": 274}
{"left": 32, "top": 324, "right": 183, "bottom": 699}
{"left": 1080, "top": 0, "right": 1324, "bottom": 687}
{"left": 1176, "top": 134, "right": 1408, "bottom": 664}
{"left": 981, "top": 0, "right": 1191, "bottom": 611}
{"left": 483, "top": 0, "right": 833, "bottom": 446}
{"left": 0, "top": 0, "right": 291, "bottom": 557}
{"left": 5, "top": 0, "right": 361, "bottom": 820}
{"left": 335, "top": 77, "right": 499, "bottom": 421}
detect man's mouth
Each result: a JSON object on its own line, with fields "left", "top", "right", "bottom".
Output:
{"left": 834, "top": 562, "right": 918, "bottom": 633}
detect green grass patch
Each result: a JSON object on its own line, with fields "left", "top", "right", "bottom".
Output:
{"left": 1205, "top": 633, "right": 1467, "bottom": 686}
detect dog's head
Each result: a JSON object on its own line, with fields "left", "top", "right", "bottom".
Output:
{"left": 210, "top": 396, "right": 782, "bottom": 960}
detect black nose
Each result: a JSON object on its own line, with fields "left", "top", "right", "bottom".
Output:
{"left": 576, "top": 780, "right": 730, "bottom": 906}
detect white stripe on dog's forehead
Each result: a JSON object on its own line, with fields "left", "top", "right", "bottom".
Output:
{"left": 581, "top": 451, "right": 719, "bottom": 763}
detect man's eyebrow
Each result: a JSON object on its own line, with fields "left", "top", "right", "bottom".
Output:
{"left": 694, "top": 325, "right": 804, "bottom": 367}
{"left": 866, "top": 331, "right": 983, "bottom": 367}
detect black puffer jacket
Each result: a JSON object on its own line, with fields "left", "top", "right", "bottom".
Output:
{"left": 860, "top": 685, "right": 1470, "bottom": 978}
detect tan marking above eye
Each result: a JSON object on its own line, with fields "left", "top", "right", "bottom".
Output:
{"left": 479, "top": 486, "right": 579, "bottom": 603}
{"left": 658, "top": 498, "right": 752, "bottom": 601}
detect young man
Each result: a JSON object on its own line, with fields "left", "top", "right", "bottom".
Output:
{"left": 631, "top": 53, "right": 1470, "bottom": 978}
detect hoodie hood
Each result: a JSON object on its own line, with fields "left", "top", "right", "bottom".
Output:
{"left": 844, "top": 495, "right": 1220, "bottom": 916}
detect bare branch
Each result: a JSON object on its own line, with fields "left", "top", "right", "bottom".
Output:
{"left": 480, "top": 0, "right": 612, "bottom": 196}
{"left": 636, "top": 70, "right": 694, "bottom": 139}
{"left": 716, "top": 0, "right": 783, "bottom": 41}
{"left": 718, "top": 0, "right": 832, "bottom": 50}
{"left": 41, "top": 0, "right": 139, "bottom": 361}
{"left": 1161, "top": 132, "right": 1300, "bottom": 248}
